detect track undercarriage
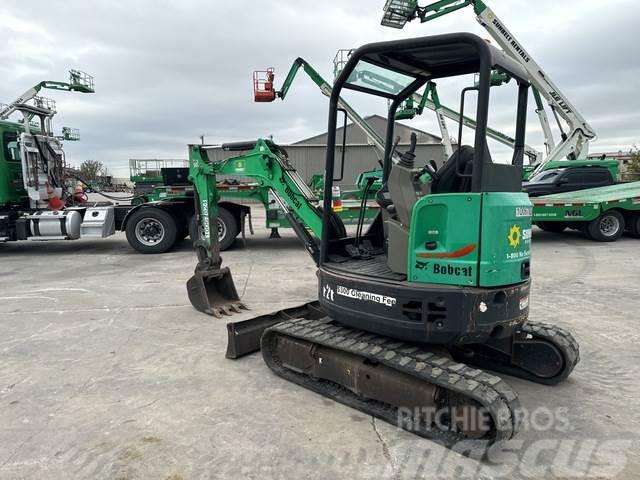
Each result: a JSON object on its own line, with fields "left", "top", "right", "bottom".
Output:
{"left": 226, "top": 302, "right": 579, "bottom": 446}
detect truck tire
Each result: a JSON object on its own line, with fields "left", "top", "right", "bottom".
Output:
{"left": 629, "top": 214, "right": 640, "bottom": 238}
{"left": 175, "top": 215, "right": 189, "bottom": 241}
{"left": 536, "top": 221, "right": 567, "bottom": 233}
{"left": 587, "top": 210, "right": 625, "bottom": 242}
{"left": 216, "top": 207, "right": 239, "bottom": 250}
{"left": 188, "top": 214, "right": 199, "bottom": 243}
{"left": 188, "top": 208, "right": 238, "bottom": 251}
{"left": 125, "top": 208, "right": 178, "bottom": 254}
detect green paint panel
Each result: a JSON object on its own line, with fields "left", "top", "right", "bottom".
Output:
{"left": 408, "top": 192, "right": 531, "bottom": 288}
{"left": 408, "top": 193, "right": 481, "bottom": 287}
{"left": 478, "top": 193, "right": 532, "bottom": 287}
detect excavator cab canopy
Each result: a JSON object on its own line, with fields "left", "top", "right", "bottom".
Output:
{"left": 340, "top": 33, "right": 528, "bottom": 99}
{"left": 320, "top": 32, "right": 531, "bottom": 263}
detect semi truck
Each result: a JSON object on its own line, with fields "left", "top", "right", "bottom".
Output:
{"left": 0, "top": 71, "right": 383, "bottom": 254}
{"left": 0, "top": 71, "right": 203, "bottom": 254}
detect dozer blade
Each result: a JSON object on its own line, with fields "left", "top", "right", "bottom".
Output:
{"left": 225, "top": 301, "right": 324, "bottom": 359}
{"left": 187, "top": 266, "right": 247, "bottom": 318}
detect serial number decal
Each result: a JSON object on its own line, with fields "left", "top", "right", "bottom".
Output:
{"left": 336, "top": 285, "right": 397, "bottom": 307}
{"left": 516, "top": 206, "right": 533, "bottom": 217}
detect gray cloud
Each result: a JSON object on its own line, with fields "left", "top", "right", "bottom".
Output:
{"left": 2, "top": 0, "right": 638, "bottom": 176}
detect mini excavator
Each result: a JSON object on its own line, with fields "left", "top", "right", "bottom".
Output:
{"left": 187, "top": 33, "right": 579, "bottom": 446}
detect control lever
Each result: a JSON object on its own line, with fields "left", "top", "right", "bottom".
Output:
{"left": 399, "top": 132, "right": 417, "bottom": 168}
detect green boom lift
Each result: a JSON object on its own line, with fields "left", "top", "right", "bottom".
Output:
{"left": 380, "top": 0, "right": 604, "bottom": 176}
{"left": 187, "top": 33, "right": 579, "bottom": 447}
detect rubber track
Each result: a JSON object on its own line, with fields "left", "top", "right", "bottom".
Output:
{"left": 262, "top": 317, "right": 522, "bottom": 448}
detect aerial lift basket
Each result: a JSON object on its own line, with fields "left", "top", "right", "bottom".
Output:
{"left": 69, "top": 70, "right": 95, "bottom": 93}
{"left": 381, "top": 0, "right": 417, "bottom": 28}
{"left": 253, "top": 68, "right": 276, "bottom": 102}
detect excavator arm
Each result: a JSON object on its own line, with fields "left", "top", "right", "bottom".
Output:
{"left": 186, "top": 138, "right": 329, "bottom": 316}
{"left": 186, "top": 144, "right": 246, "bottom": 317}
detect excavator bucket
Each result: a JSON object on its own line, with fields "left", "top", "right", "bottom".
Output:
{"left": 187, "top": 266, "right": 246, "bottom": 318}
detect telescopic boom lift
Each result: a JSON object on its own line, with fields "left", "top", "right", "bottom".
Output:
{"left": 253, "top": 58, "right": 395, "bottom": 160}
{"left": 0, "top": 70, "right": 94, "bottom": 122}
{"left": 381, "top": 0, "right": 597, "bottom": 168}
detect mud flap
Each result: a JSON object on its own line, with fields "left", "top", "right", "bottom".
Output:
{"left": 187, "top": 266, "right": 247, "bottom": 318}
{"left": 226, "top": 301, "right": 324, "bottom": 359}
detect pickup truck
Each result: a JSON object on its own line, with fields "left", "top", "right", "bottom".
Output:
{"left": 523, "top": 164, "right": 616, "bottom": 197}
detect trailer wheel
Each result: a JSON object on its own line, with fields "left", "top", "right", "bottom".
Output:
{"left": 125, "top": 208, "right": 178, "bottom": 254}
{"left": 587, "top": 210, "right": 625, "bottom": 242}
{"left": 174, "top": 215, "right": 189, "bottom": 241}
{"left": 188, "top": 208, "right": 238, "bottom": 251}
{"left": 629, "top": 214, "right": 640, "bottom": 238}
{"left": 536, "top": 222, "right": 567, "bottom": 234}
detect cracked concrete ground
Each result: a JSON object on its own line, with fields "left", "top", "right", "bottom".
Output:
{"left": 1, "top": 213, "right": 639, "bottom": 479}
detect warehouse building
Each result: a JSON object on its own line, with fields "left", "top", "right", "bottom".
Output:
{"left": 207, "top": 115, "right": 448, "bottom": 188}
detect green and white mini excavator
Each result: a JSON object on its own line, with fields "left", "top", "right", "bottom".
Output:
{"left": 187, "top": 33, "right": 579, "bottom": 447}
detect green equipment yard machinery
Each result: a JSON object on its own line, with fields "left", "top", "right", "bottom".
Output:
{"left": 187, "top": 33, "right": 579, "bottom": 446}
{"left": 0, "top": 71, "right": 121, "bottom": 244}
{"left": 379, "top": 0, "right": 608, "bottom": 177}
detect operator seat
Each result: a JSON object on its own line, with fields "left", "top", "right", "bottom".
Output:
{"left": 430, "top": 145, "right": 475, "bottom": 194}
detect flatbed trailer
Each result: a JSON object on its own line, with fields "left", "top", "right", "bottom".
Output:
{"left": 126, "top": 179, "right": 380, "bottom": 254}
{"left": 532, "top": 181, "right": 640, "bottom": 241}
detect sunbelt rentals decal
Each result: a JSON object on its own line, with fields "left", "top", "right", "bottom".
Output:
{"left": 333, "top": 285, "right": 397, "bottom": 307}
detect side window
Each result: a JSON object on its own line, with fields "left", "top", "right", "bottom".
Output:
{"left": 3, "top": 132, "right": 20, "bottom": 162}
{"left": 563, "top": 171, "right": 583, "bottom": 184}
{"left": 583, "top": 170, "right": 610, "bottom": 185}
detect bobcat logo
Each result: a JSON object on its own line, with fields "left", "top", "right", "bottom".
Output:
{"left": 415, "top": 260, "right": 430, "bottom": 271}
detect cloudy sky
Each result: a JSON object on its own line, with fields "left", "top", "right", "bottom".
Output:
{"left": 3, "top": 0, "right": 639, "bottom": 176}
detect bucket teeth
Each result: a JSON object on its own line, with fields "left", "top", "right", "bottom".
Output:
{"left": 230, "top": 302, "right": 249, "bottom": 313}
{"left": 210, "top": 302, "right": 247, "bottom": 318}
